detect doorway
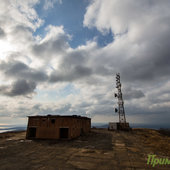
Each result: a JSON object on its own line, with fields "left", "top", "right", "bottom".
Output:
{"left": 60, "top": 128, "right": 69, "bottom": 139}
{"left": 28, "top": 127, "right": 36, "bottom": 138}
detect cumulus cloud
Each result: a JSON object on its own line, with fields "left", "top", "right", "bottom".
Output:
{"left": 0, "top": 79, "right": 36, "bottom": 97}
{"left": 43, "top": 0, "right": 62, "bottom": 10}
{"left": 84, "top": 0, "right": 170, "bottom": 34}
{"left": 82, "top": 0, "right": 170, "bottom": 123}
{"left": 32, "top": 25, "right": 70, "bottom": 59}
{"left": 0, "top": 0, "right": 43, "bottom": 31}
{"left": 0, "top": 0, "right": 170, "bottom": 125}
{"left": 0, "top": 0, "right": 43, "bottom": 60}
{"left": 84, "top": 0, "right": 170, "bottom": 81}
{"left": 0, "top": 60, "right": 48, "bottom": 82}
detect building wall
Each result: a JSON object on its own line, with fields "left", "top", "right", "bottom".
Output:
{"left": 26, "top": 116, "right": 91, "bottom": 139}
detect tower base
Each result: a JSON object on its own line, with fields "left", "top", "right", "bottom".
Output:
{"left": 117, "top": 122, "right": 131, "bottom": 131}
{"left": 108, "top": 122, "right": 131, "bottom": 131}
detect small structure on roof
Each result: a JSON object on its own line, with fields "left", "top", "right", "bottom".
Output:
{"left": 108, "top": 122, "right": 130, "bottom": 130}
{"left": 26, "top": 115, "right": 91, "bottom": 140}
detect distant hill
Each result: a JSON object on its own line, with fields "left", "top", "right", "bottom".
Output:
{"left": 91, "top": 123, "right": 170, "bottom": 129}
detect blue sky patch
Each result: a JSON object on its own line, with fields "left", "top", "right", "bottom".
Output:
{"left": 34, "top": 0, "right": 113, "bottom": 48}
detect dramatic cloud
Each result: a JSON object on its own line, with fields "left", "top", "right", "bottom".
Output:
{"left": 0, "top": 0, "right": 43, "bottom": 31}
{"left": 0, "top": 0, "right": 170, "bottom": 125}
{"left": 84, "top": 0, "right": 170, "bottom": 83}
{"left": 0, "top": 79, "right": 36, "bottom": 97}
{"left": 84, "top": 0, "right": 170, "bottom": 34}
{"left": 32, "top": 25, "right": 70, "bottom": 59}
{"left": 0, "top": 60, "right": 48, "bottom": 82}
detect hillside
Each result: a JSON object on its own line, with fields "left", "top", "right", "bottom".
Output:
{"left": 0, "top": 128, "right": 170, "bottom": 170}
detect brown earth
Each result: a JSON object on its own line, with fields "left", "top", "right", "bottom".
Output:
{"left": 0, "top": 128, "right": 170, "bottom": 170}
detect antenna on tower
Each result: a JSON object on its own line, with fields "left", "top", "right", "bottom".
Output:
{"left": 114, "top": 73, "right": 130, "bottom": 130}
{"left": 108, "top": 73, "right": 130, "bottom": 131}
{"left": 115, "top": 73, "right": 126, "bottom": 123}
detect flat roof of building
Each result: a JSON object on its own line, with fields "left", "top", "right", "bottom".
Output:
{"left": 28, "top": 115, "right": 91, "bottom": 120}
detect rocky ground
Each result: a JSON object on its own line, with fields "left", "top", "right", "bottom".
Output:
{"left": 0, "top": 128, "right": 170, "bottom": 170}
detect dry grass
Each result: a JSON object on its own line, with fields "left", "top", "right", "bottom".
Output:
{"left": 0, "top": 128, "right": 169, "bottom": 170}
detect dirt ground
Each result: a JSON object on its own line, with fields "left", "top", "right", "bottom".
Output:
{"left": 0, "top": 128, "right": 170, "bottom": 170}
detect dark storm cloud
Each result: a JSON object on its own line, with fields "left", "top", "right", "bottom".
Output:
{"left": 49, "top": 65, "right": 92, "bottom": 82}
{"left": 0, "top": 60, "right": 48, "bottom": 82}
{"left": 0, "top": 79, "right": 36, "bottom": 96}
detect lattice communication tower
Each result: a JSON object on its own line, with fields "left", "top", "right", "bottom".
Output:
{"left": 114, "top": 73, "right": 126, "bottom": 123}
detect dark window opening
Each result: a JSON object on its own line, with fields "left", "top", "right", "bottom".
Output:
{"left": 51, "top": 119, "right": 55, "bottom": 124}
{"left": 60, "top": 128, "right": 69, "bottom": 139}
{"left": 28, "top": 127, "right": 36, "bottom": 138}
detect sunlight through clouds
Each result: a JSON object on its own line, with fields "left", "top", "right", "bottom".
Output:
{"left": 0, "top": 0, "right": 170, "bottom": 125}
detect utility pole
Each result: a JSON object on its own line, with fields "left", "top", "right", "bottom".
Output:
{"left": 115, "top": 73, "right": 126, "bottom": 123}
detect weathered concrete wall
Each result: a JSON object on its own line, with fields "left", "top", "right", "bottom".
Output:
{"left": 26, "top": 116, "right": 91, "bottom": 139}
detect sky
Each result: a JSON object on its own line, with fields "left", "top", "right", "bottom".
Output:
{"left": 0, "top": 0, "right": 170, "bottom": 126}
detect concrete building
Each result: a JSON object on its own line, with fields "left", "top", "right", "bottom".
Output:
{"left": 26, "top": 115, "right": 91, "bottom": 139}
{"left": 108, "top": 122, "right": 130, "bottom": 130}
{"left": 108, "top": 122, "right": 117, "bottom": 130}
